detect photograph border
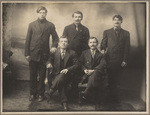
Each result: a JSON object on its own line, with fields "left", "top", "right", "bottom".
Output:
{"left": 0, "top": 0, "right": 149, "bottom": 114}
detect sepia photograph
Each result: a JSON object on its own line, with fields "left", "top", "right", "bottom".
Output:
{"left": 1, "top": 0, "right": 149, "bottom": 114}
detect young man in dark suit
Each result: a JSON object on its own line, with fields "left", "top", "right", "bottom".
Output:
{"left": 25, "top": 6, "right": 59, "bottom": 102}
{"left": 100, "top": 15, "right": 130, "bottom": 103}
{"left": 62, "top": 11, "right": 90, "bottom": 56}
{"left": 45, "top": 36, "right": 79, "bottom": 111}
{"left": 79, "top": 37, "right": 107, "bottom": 105}
{"left": 62, "top": 11, "right": 90, "bottom": 97}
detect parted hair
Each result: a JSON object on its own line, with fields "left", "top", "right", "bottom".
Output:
{"left": 36, "top": 6, "right": 48, "bottom": 13}
{"left": 88, "top": 37, "right": 98, "bottom": 44}
{"left": 112, "top": 15, "right": 123, "bottom": 22}
{"left": 72, "top": 11, "right": 83, "bottom": 18}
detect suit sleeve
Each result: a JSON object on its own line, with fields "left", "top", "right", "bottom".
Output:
{"left": 100, "top": 31, "right": 108, "bottom": 51}
{"left": 62, "top": 26, "right": 68, "bottom": 37}
{"left": 25, "top": 23, "right": 32, "bottom": 56}
{"left": 123, "top": 32, "right": 130, "bottom": 63}
{"left": 46, "top": 52, "right": 54, "bottom": 66}
{"left": 79, "top": 52, "right": 87, "bottom": 71}
{"left": 66, "top": 52, "right": 79, "bottom": 72}
{"left": 82, "top": 28, "right": 90, "bottom": 51}
{"left": 51, "top": 25, "right": 59, "bottom": 48}
{"left": 94, "top": 55, "right": 107, "bottom": 75}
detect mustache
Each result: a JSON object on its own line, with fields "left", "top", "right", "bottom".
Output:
{"left": 91, "top": 45, "right": 96, "bottom": 47}
{"left": 115, "top": 23, "right": 119, "bottom": 24}
{"left": 75, "top": 20, "right": 80, "bottom": 22}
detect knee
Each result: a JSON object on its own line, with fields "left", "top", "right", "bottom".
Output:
{"left": 56, "top": 74, "right": 66, "bottom": 84}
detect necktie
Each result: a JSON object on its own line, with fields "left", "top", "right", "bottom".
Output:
{"left": 115, "top": 28, "right": 119, "bottom": 37}
{"left": 76, "top": 25, "right": 79, "bottom": 31}
{"left": 91, "top": 50, "right": 95, "bottom": 58}
{"left": 61, "top": 50, "right": 65, "bottom": 59}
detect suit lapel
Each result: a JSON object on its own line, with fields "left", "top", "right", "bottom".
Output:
{"left": 35, "top": 20, "right": 43, "bottom": 34}
{"left": 70, "top": 24, "right": 78, "bottom": 39}
{"left": 86, "top": 50, "right": 93, "bottom": 68}
{"left": 71, "top": 23, "right": 83, "bottom": 39}
{"left": 36, "top": 19, "right": 49, "bottom": 36}
{"left": 63, "top": 49, "right": 70, "bottom": 68}
{"left": 55, "top": 48, "right": 61, "bottom": 71}
{"left": 93, "top": 49, "right": 100, "bottom": 63}
{"left": 111, "top": 28, "right": 118, "bottom": 41}
{"left": 42, "top": 20, "right": 49, "bottom": 34}
{"left": 118, "top": 28, "right": 123, "bottom": 41}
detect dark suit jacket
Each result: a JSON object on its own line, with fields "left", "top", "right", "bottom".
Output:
{"left": 62, "top": 23, "right": 90, "bottom": 56}
{"left": 25, "top": 19, "right": 58, "bottom": 62}
{"left": 48, "top": 48, "right": 79, "bottom": 75}
{"left": 100, "top": 28, "right": 130, "bottom": 69}
{"left": 80, "top": 49, "right": 106, "bottom": 74}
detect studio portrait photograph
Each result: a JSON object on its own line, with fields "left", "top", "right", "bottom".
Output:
{"left": 0, "top": 0, "right": 149, "bottom": 114}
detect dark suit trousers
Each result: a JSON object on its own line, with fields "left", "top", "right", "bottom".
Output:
{"left": 29, "top": 60, "right": 46, "bottom": 96}
{"left": 50, "top": 73, "right": 68, "bottom": 103}
{"left": 84, "top": 71, "right": 106, "bottom": 103}
{"left": 107, "top": 68, "right": 122, "bottom": 103}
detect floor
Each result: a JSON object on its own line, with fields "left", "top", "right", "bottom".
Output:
{"left": 2, "top": 80, "right": 146, "bottom": 112}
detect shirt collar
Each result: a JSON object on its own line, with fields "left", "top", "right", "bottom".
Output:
{"left": 60, "top": 49, "right": 66, "bottom": 53}
{"left": 90, "top": 49, "right": 96, "bottom": 53}
{"left": 37, "top": 18, "right": 46, "bottom": 23}
{"left": 73, "top": 23, "right": 82, "bottom": 27}
{"left": 114, "top": 27, "right": 121, "bottom": 31}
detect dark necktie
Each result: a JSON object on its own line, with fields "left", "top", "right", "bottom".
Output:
{"left": 91, "top": 50, "right": 95, "bottom": 59}
{"left": 115, "top": 28, "right": 119, "bottom": 37}
{"left": 61, "top": 50, "right": 65, "bottom": 59}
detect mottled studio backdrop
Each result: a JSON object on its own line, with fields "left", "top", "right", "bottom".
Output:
{"left": 2, "top": 2, "right": 146, "bottom": 101}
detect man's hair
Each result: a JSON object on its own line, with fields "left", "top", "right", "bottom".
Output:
{"left": 59, "top": 36, "right": 68, "bottom": 42}
{"left": 113, "top": 15, "right": 123, "bottom": 22}
{"left": 88, "top": 37, "right": 98, "bottom": 44}
{"left": 36, "top": 6, "right": 48, "bottom": 13}
{"left": 72, "top": 11, "right": 83, "bottom": 18}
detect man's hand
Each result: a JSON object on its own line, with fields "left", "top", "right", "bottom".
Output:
{"left": 46, "top": 63, "right": 53, "bottom": 69}
{"left": 26, "top": 56, "right": 31, "bottom": 62}
{"left": 101, "top": 50, "right": 106, "bottom": 54}
{"left": 87, "top": 70, "right": 94, "bottom": 76}
{"left": 50, "top": 47, "right": 57, "bottom": 53}
{"left": 84, "top": 69, "right": 89, "bottom": 74}
{"left": 121, "top": 61, "right": 127, "bottom": 67}
{"left": 60, "top": 69, "right": 68, "bottom": 74}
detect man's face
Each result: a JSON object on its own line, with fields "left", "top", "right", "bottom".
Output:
{"left": 113, "top": 17, "right": 122, "bottom": 28}
{"left": 59, "top": 38, "right": 68, "bottom": 49}
{"left": 38, "top": 10, "right": 47, "bottom": 20}
{"left": 88, "top": 39, "right": 98, "bottom": 50}
{"left": 73, "top": 13, "right": 82, "bottom": 24}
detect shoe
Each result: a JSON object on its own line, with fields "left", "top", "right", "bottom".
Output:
{"left": 81, "top": 91, "right": 87, "bottom": 100}
{"left": 95, "top": 104, "right": 105, "bottom": 111}
{"left": 44, "top": 90, "right": 53, "bottom": 103}
{"left": 29, "top": 95, "right": 36, "bottom": 101}
{"left": 37, "top": 95, "right": 44, "bottom": 102}
{"left": 62, "top": 102, "right": 68, "bottom": 111}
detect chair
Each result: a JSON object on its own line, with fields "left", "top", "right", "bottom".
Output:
{"left": 78, "top": 83, "right": 87, "bottom": 104}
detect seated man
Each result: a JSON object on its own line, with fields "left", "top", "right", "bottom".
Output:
{"left": 45, "top": 36, "right": 78, "bottom": 111}
{"left": 79, "top": 37, "right": 107, "bottom": 105}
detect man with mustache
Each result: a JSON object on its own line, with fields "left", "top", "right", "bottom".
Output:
{"left": 45, "top": 36, "right": 79, "bottom": 111}
{"left": 62, "top": 11, "right": 90, "bottom": 98}
{"left": 62, "top": 11, "right": 90, "bottom": 56}
{"left": 79, "top": 37, "right": 107, "bottom": 107}
{"left": 25, "top": 6, "right": 58, "bottom": 102}
{"left": 100, "top": 15, "right": 130, "bottom": 104}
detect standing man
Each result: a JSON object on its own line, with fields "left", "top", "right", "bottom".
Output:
{"left": 62, "top": 11, "right": 90, "bottom": 56}
{"left": 100, "top": 15, "right": 130, "bottom": 103}
{"left": 62, "top": 11, "right": 90, "bottom": 97}
{"left": 45, "top": 36, "right": 79, "bottom": 111}
{"left": 25, "top": 6, "right": 58, "bottom": 102}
